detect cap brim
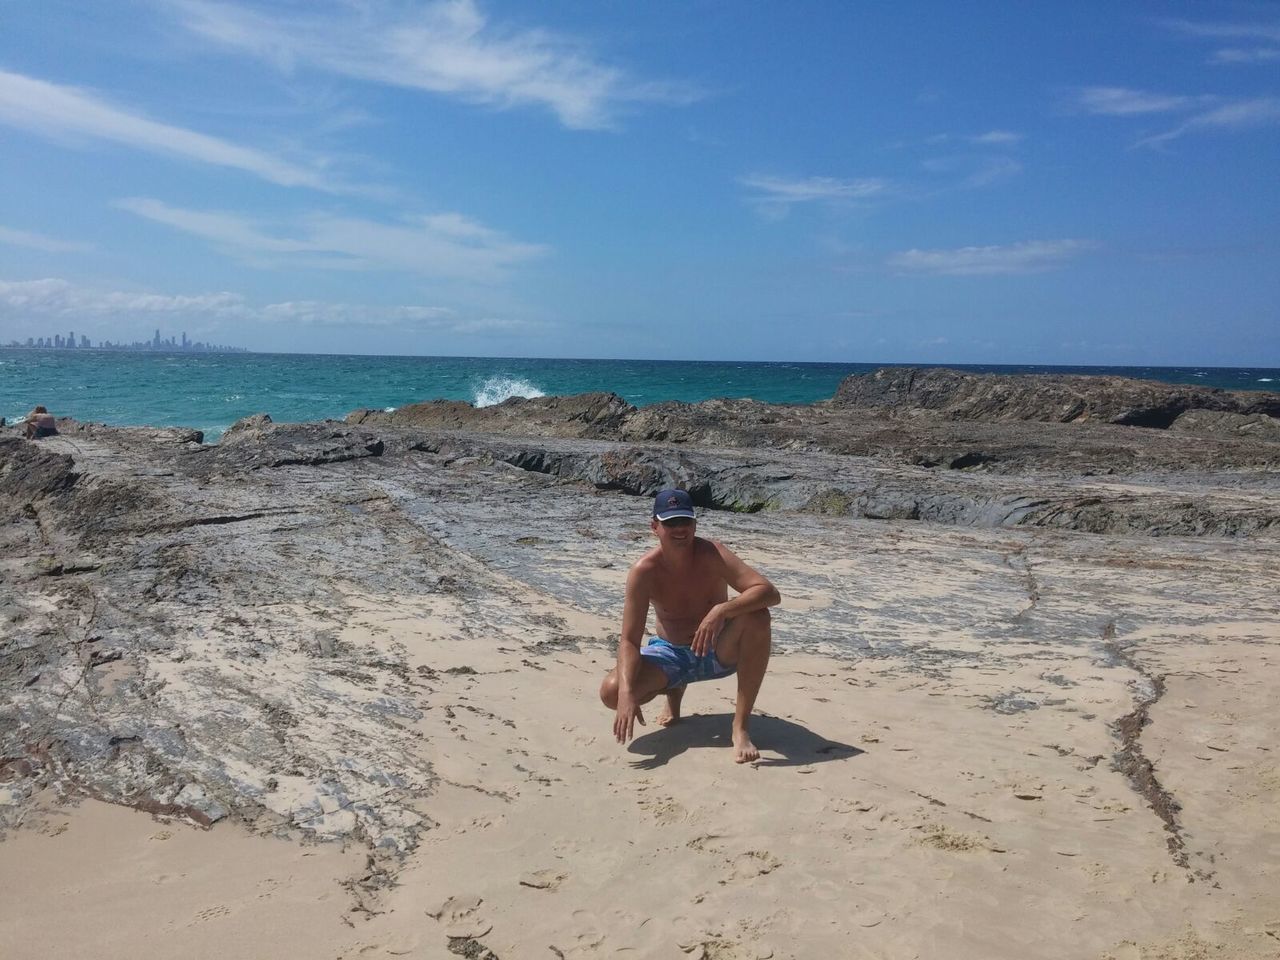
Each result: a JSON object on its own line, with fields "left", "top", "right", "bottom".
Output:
{"left": 654, "top": 509, "right": 697, "bottom": 521}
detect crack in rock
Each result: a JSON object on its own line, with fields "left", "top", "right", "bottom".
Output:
{"left": 1102, "top": 621, "right": 1208, "bottom": 879}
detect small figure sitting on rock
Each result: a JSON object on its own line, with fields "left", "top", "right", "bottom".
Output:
{"left": 24, "top": 405, "right": 58, "bottom": 439}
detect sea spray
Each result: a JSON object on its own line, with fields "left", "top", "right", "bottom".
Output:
{"left": 473, "top": 375, "right": 546, "bottom": 407}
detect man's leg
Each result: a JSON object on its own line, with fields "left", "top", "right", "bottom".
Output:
{"left": 599, "top": 661, "right": 670, "bottom": 711}
{"left": 655, "top": 684, "right": 686, "bottom": 727}
{"left": 713, "top": 609, "right": 772, "bottom": 763}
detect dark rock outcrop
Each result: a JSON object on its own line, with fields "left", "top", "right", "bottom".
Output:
{"left": 0, "top": 436, "right": 79, "bottom": 505}
{"left": 347, "top": 392, "right": 635, "bottom": 438}
{"left": 829, "top": 366, "right": 1280, "bottom": 427}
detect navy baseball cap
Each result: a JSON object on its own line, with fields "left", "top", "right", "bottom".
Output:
{"left": 653, "top": 488, "right": 696, "bottom": 521}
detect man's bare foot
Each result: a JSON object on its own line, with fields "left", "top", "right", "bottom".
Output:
{"left": 656, "top": 686, "right": 685, "bottom": 727}
{"left": 733, "top": 728, "right": 760, "bottom": 763}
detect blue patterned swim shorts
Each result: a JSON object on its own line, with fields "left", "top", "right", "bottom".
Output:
{"left": 640, "top": 637, "right": 736, "bottom": 689}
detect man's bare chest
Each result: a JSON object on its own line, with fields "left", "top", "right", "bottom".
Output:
{"left": 650, "top": 571, "right": 728, "bottom": 620}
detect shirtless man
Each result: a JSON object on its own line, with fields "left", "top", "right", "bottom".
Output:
{"left": 24, "top": 406, "right": 57, "bottom": 439}
{"left": 599, "top": 488, "right": 780, "bottom": 763}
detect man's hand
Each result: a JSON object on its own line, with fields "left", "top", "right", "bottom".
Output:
{"left": 614, "top": 691, "right": 646, "bottom": 744}
{"left": 691, "top": 603, "right": 727, "bottom": 657}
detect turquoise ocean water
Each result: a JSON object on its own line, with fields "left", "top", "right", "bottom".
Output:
{"left": 2, "top": 349, "right": 1278, "bottom": 442}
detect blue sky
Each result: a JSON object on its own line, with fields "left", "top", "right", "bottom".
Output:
{"left": 1, "top": 1, "right": 1277, "bottom": 364}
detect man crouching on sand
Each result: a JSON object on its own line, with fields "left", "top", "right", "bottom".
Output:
{"left": 600, "top": 488, "right": 780, "bottom": 763}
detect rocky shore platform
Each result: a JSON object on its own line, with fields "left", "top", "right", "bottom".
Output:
{"left": 2, "top": 368, "right": 1279, "bottom": 959}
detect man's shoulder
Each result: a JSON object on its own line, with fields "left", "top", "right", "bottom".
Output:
{"left": 694, "top": 536, "right": 731, "bottom": 560}
{"left": 630, "top": 547, "right": 663, "bottom": 575}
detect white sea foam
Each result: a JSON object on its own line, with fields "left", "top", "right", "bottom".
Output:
{"left": 473, "top": 375, "right": 546, "bottom": 407}
{"left": 384, "top": 406, "right": 397, "bottom": 413}
{"left": 1260, "top": 378, "right": 1274, "bottom": 382}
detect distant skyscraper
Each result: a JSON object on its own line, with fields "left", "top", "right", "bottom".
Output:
{"left": 68, "top": 329, "right": 75, "bottom": 348}
{"left": 182, "top": 331, "right": 188, "bottom": 349}
{"left": 154, "top": 328, "right": 161, "bottom": 348}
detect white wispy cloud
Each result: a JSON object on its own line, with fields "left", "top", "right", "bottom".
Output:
{"left": 920, "top": 155, "right": 1022, "bottom": 189}
{"left": 115, "top": 197, "right": 548, "bottom": 283}
{"left": 1071, "top": 86, "right": 1203, "bottom": 115}
{"left": 968, "top": 130, "right": 1023, "bottom": 144}
{"left": 0, "top": 278, "right": 251, "bottom": 320}
{"left": 1068, "top": 85, "right": 1280, "bottom": 147}
{"left": 0, "top": 277, "right": 534, "bottom": 335}
{"left": 1161, "top": 18, "right": 1280, "bottom": 65}
{"left": 739, "top": 174, "right": 891, "bottom": 219}
{"left": 169, "top": 0, "right": 699, "bottom": 130}
{"left": 1161, "top": 18, "right": 1280, "bottom": 43}
{"left": 1136, "top": 97, "right": 1280, "bottom": 147}
{"left": 259, "top": 301, "right": 453, "bottom": 327}
{"left": 887, "top": 239, "right": 1094, "bottom": 276}
{"left": 1209, "top": 47, "right": 1280, "bottom": 64}
{"left": 0, "top": 225, "right": 93, "bottom": 253}
{"left": 740, "top": 175, "right": 890, "bottom": 204}
{"left": 0, "top": 69, "right": 338, "bottom": 191}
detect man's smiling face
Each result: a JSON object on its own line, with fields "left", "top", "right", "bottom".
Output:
{"left": 652, "top": 515, "right": 696, "bottom": 548}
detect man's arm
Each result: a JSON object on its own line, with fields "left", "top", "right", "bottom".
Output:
{"left": 613, "top": 562, "right": 652, "bottom": 743}
{"left": 690, "top": 540, "right": 781, "bottom": 656}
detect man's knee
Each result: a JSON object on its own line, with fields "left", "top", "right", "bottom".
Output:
{"left": 746, "top": 607, "right": 771, "bottom": 637}
{"left": 599, "top": 672, "right": 619, "bottom": 709}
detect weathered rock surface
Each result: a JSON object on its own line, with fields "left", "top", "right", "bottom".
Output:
{"left": 1169, "top": 408, "right": 1280, "bottom": 440}
{"left": 830, "top": 366, "right": 1280, "bottom": 427}
{"left": 403, "top": 431, "right": 1279, "bottom": 537}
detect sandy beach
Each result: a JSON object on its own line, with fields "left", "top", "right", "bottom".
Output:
{"left": 3, "top": 378, "right": 1280, "bottom": 959}
{"left": 5, "top": 523, "right": 1279, "bottom": 958}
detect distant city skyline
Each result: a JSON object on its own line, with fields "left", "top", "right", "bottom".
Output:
{"left": 5, "top": 327, "right": 246, "bottom": 353}
{"left": 1, "top": 2, "right": 1277, "bottom": 365}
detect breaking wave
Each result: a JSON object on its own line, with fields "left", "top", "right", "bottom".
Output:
{"left": 473, "top": 375, "right": 546, "bottom": 407}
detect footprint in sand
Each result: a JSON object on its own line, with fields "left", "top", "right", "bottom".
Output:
{"left": 686, "top": 834, "right": 725, "bottom": 854}
{"left": 557, "top": 911, "right": 606, "bottom": 954}
{"left": 425, "top": 894, "right": 492, "bottom": 939}
{"left": 826, "top": 797, "right": 876, "bottom": 815}
{"left": 639, "top": 795, "right": 688, "bottom": 825}
{"left": 913, "top": 821, "right": 1001, "bottom": 853}
{"left": 678, "top": 935, "right": 776, "bottom": 959}
{"left": 722, "top": 850, "right": 782, "bottom": 883}
{"left": 189, "top": 904, "right": 231, "bottom": 925}
{"left": 519, "top": 869, "right": 567, "bottom": 891}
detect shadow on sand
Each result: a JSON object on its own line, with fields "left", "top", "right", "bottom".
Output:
{"left": 627, "top": 712, "right": 864, "bottom": 770}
